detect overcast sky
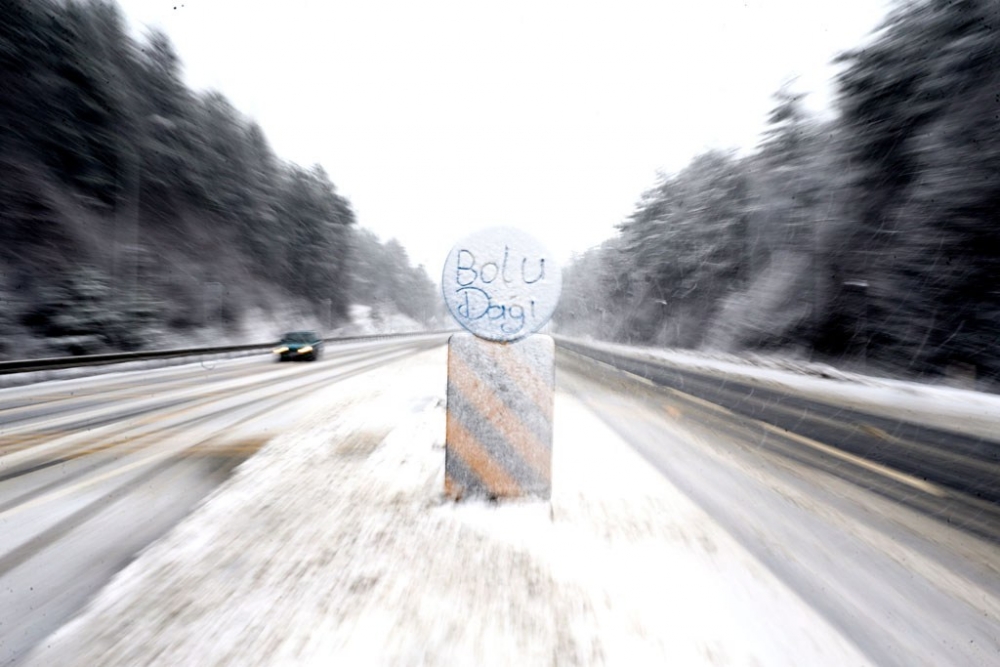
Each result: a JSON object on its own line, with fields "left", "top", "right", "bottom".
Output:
{"left": 115, "top": 0, "right": 891, "bottom": 276}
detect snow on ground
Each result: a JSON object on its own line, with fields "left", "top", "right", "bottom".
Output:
{"left": 24, "top": 345, "right": 866, "bottom": 666}
{"left": 568, "top": 337, "right": 1000, "bottom": 443}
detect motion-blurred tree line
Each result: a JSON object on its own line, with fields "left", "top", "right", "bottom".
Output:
{"left": 558, "top": 0, "right": 1000, "bottom": 386}
{"left": 0, "top": 0, "right": 436, "bottom": 357}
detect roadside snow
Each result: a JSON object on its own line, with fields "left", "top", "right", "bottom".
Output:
{"left": 567, "top": 337, "right": 1000, "bottom": 443}
{"left": 24, "top": 346, "right": 867, "bottom": 666}
{"left": 336, "top": 304, "right": 428, "bottom": 336}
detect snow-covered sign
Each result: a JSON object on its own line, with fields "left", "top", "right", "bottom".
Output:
{"left": 441, "top": 227, "right": 562, "bottom": 342}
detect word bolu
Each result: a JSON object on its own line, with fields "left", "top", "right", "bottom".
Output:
{"left": 451, "top": 247, "right": 546, "bottom": 336}
{"left": 454, "top": 248, "right": 545, "bottom": 288}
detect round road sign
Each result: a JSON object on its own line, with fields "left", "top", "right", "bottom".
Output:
{"left": 442, "top": 227, "right": 562, "bottom": 342}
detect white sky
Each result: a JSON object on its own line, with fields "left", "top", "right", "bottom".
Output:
{"left": 115, "top": 0, "right": 891, "bottom": 276}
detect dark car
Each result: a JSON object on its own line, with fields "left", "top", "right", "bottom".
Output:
{"left": 272, "top": 331, "right": 323, "bottom": 361}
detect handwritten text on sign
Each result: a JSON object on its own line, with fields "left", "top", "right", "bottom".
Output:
{"left": 442, "top": 228, "right": 562, "bottom": 341}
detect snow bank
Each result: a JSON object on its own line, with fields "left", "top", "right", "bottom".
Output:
{"left": 25, "top": 346, "right": 865, "bottom": 666}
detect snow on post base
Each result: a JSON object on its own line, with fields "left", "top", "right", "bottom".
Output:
{"left": 445, "top": 333, "right": 554, "bottom": 500}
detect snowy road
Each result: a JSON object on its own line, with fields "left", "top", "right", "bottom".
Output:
{"left": 558, "top": 347, "right": 1000, "bottom": 666}
{"left": 559, "top": 339, "right": 1000, "bottom": 542}
{"left": 3, "top": 336, "right": 999, "bottom": 665}
{"left": 0, "top": 334, "right": 446, "bottom": 666}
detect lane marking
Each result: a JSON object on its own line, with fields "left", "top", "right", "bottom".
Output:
{"left": 664, "top": 376, "right": 999, "bottom": 475}
{"left": 605, "top": 370, "right": 952, "bottom": 499}
{"left": 761, "top": 421, "right": 948, "bottom": 497}
{"left": 664, "top": 404, "right": 683, "bottom": 419}
{"left": 0, "top": 447, "right": 182, "bottom": 522}
{"left": 625, "top": 371, "right": 657, "bottom": 387}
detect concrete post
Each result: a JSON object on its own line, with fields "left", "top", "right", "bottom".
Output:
{"left": 445, "top": 333, "right": 554, "bottom": 500}
{"left": 441, "top": 228, "right": 561, "bottom": 501}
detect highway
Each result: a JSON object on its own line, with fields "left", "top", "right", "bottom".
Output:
{"left": 558, "top": 339, "right": 1000, "bottom": 541}
{"left": 0, "top": 335, "right": 446, "bottom": 665}
{"left": 558, "top": 344, "right": 999, "bottom": 666}
{"left": 2, "top": 334, "right": 999, "bottom": 666}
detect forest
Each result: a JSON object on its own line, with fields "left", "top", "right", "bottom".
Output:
{"left": 0, "top": 0, "right": 438, "bottom": 358}
{"left": 558, "top": 0, "right": 1000, "bottom": 387}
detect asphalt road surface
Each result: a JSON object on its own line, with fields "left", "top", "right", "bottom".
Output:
{"left": 557, "top": 344, "right": 1000, "bottom": 667}
{"left": 0, "top": 335, "right": 446, "bottom": 666}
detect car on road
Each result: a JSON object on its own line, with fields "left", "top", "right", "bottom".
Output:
{"left": 272, "top": 331, "right": 323, "bottom": 361}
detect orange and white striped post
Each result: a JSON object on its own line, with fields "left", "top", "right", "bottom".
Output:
{"left": 441, "top": 228, "right": 561, "bottom": 501}
{"left": 445, "top": 333, "right": 554, "bottom": 499}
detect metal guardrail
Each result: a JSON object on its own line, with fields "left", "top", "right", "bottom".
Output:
{"left": 0, "top": 330, "right": 455, "bottom": 376}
